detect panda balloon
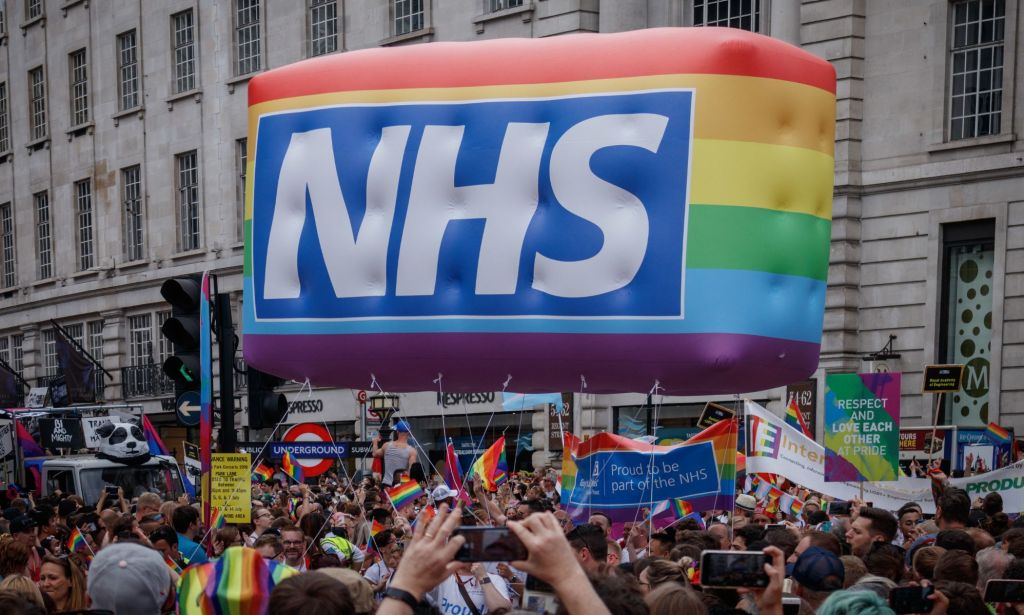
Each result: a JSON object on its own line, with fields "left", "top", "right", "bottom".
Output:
{"left": 94, "top": 420, "right": 151, "bottom": 464}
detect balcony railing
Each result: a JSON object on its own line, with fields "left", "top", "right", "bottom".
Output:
{"left": 121, "top": 364, "right": 175, "bottom": 399}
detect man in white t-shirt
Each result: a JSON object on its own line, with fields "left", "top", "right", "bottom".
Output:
{"left": 427, "top": 562, "right": 511, "bottom": 614}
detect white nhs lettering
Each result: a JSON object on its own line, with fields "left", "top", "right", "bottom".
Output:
{"left": 263, "top": 113, "right": 668, "bottom": 300}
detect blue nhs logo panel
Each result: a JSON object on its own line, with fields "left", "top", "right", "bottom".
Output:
{"left": 251, "top": 90, "right": 694, "bottom": 321}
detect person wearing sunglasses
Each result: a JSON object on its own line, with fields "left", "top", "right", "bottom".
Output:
{"left": 247, "top": 508, "right": 274, "bottom": 547}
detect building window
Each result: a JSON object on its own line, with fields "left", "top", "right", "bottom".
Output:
{"left": 235, "top": 0, "right": 261, "bottom": 76}
{"left": 175, "top": 150, "right": 200, "bottom": 251}
{"left": 26, "top": 0, "right": 42, "bottom": 21}
{"left": 940, "top": 220, "right": 995, "bottom": 425}
{"left": 487, "top": 0, "right": 523, "bottom": 11}
{"left": 309, "top": 0, "right": 338, "bottom": 56}
{"left": 10, "top": 334, "right": 23, "bottom": 372}
{"left": 41, "top": 328, "right": 57, "bottom": 376}
{"left": 0, "top": 4, "right": 6, "bottom": 35}
{"left": 35, "top": 191, "right": 51, "bottom": 280}
{"left": 0, "top": 203, "right": 13, "bottom": 288}
{"left": 69, "top": 48, "right": 89, "bottom": 126}
{"left": 237, "top": 138, "right": 247, "bottom": 240}
{"left": 393, "top": 0, "right": 423, "bottom": 36}
{"left": 122, "top": 165, "right": 144, "bottom": 262}
{"left": 949, "top": 0, "right": 1004, "bottom": 140}
{"left": 156, "top": 310, "right": 172, "bottom": 364}
{"left": 75, "top": 179, "right": 94, "bottom": 271}
{"left": 117, "top": 30, "right": 140, "bottom": 111}
{"left": 172, "top": 10, "right": 196, "bottom": 94}
{"left": 127, "top": 314, "right": 153, "bottom": 366}
{"left": 0, "top": 82, "right": 9, "bottom": 152}
{"left": 28, "top": 67, "right": 46, "bottom": 140}
{"left": 693, "top": 0, "right": 760, "bottom": 31}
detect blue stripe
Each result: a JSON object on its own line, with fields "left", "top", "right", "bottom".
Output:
{"left": 243, "top": 269, "right": 825, "bottom": 343}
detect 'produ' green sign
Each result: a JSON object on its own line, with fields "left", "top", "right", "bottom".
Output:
{"left": 824, "top": 372, "right": 901, "bottom": 482}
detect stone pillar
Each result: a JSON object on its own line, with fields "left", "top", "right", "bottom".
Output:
{"left": 100, "top": 310, "right": 126, "bottom": 402}
{"left": 534, "top": 0, "right": 599, "bottom": 37}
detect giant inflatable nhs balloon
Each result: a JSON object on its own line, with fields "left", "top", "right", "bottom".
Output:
{"left": 242, "top": 28, "right": 836, "bottom": 394}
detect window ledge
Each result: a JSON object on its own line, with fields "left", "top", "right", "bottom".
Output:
{"left": 226, "top": 73, "right": 260, "bottom": 94}
{"left": 20, "top": 15, "right": 45, "bottom": 32}
{"left": 929, "top": 132, "right": 1016, "bottom": 153}
{"left": 112, "top": 106, "right": 144, "bottom": 126}
{"left": 380, "top": 27, "right": 435, "bottom": 47}
{"left": 166, "top": 89, "right": 202, "bottom": 109}
{"left": 115, "top": 259, "right": 150, "bottom": 274}
{"left": 473, "top": 4, "right": 534, "bottom": 32}
{"left": 26, "top": 137, "right": 49, "bottom": 153}
{"left": 68, "top": 270, "right": 100, "bottom": 281}
{"left": 167, "top": 248, "right": 206, "bottom": 263}
{"left": 29, "top": 278, "right": 58, "bottom": 290}
{"left": 66, "top": 121, "right": 94, "bottom": 139}
{"left": 61, "top": 0, "right": 87, "bottom": 15}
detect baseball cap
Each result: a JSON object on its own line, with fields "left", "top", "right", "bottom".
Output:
{"left": 735, "top": 494, "right": 756, "bottom": 512}
{"left": 393, "top": 420, "right": 412, "bottom": 433}
{"left": 792, "top": 546, "right": 845, "bottom": 592}
{"left": 431, "top": 485, "right": 458, "bottom": 501}
{"left": 9, "top": 515, "right": 36, "bottom": 534}
{"left": 87, "top": 542, "right": 172, "bottom": 615}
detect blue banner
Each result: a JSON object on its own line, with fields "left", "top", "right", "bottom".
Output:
{"left": 568, "top": 440, "right": 720, "bottom": 509}
{"left": 268, "top": 441, "right": 372, "bottom": 460}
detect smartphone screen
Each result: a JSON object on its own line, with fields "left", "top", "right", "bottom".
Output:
{"left": 889, "top": 586, "right": 933, "bottom": 613}
{"left": 453, "top": 527, "right": 528, "bottom": 562}
{"left": 826, "top": 500, "right": 852, "bottom": 516}
{"left": 699, "top": 550, "right": 769, "bottom": 588}
{"left": 984, "top": 580, "right": 1024, "bottom": 603}
{"left": 782, "top": 597, "right": 801, "bottom": 615}
{"left": 523, "top": 576, "right": 559, "bottom": 614}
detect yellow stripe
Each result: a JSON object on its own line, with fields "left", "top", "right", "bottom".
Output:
{"left": 691, "top": 139, "right": 834, "bottom": 220}
{"left": 246, "top": 73, "right": 835, "bottom": 154}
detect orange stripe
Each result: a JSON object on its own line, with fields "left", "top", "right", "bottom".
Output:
{"left": 249, "top": 28, "right": 834, "bottom": 105}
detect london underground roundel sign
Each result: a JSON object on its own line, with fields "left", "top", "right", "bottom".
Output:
{"left": 282, "top": 423, "right": 335, "bottom": 477}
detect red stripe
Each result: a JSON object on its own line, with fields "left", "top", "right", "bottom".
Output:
{"left": 249, "top": 28, "right": 834, "bottom": 106}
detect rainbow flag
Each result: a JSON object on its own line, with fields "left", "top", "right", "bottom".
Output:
{"left": 559, "top": 432, "right": 581, "bottom": 496}
{"left": 252, "top": 463, "right": 274, "bottom": 482}
{"left": 673, "top": 499, "right": 694, "bottom": 519}
{"left": 471, "top": 436, "right": 507, "bottom": 492}
{"left": 164, "top": 552, "right": 182, "bottom": 574}
{"left": 176, "top": 546, "right": 297, "bottom": 615}
{"left": 209, "top": 506, "right": 225, "bottom": 530}
{"left": 785, "top": 399, "right": 812, "bottom": 438}
{"left": 789, "top": 499, "right": 804, "bottom": 517}
{"left": 281, "top": 451, "right": 304, "bottom": 484}
{"left": 370, "top": 519, "right": 385, "bottom": 537}
{"left": 683, "top": 418, "right": 738, "bottom": 513}
{"left": 987, "top": 422, "right": 1011, "bottom": 443}
{"left": 386, "top": 479, "right": 424, "bottom": 511}
{"left": 142, "top": 415, "right": 169, "bottom": 456}
{"left": 287, "top": 497, "right": 300, "bottom": 518}
{"left": 66, "top": 527, "right": 88, "bottom": 555}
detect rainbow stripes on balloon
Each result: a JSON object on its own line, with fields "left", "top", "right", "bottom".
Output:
{"left": 281, "top": 451, "right": 304, "bottom": 484}
{"left": 386, "top": 479, "right": 425, "bottom": 511}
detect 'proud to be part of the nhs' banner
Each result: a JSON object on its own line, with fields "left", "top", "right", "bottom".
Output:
{"left": 567, "top": 437, "right": 720, "bottom": 508}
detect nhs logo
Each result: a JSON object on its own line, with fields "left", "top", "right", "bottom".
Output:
{"left": 250, "top": 90, "right": 694, "bottom": 324}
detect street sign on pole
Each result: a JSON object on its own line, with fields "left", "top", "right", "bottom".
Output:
{"left": 176, "top": 390, "right": 201, "bottom": 426}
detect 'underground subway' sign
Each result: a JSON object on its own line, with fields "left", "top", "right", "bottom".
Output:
{"left": 242, "top": 28, "right": 837, "bottom": 394}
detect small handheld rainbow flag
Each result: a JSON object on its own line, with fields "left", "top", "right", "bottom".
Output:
{"left": 164, "top": 552, "right": 182, "bottom": 574}
{"left": 987, "top": 422, "right": 1011, "bottom": 443}
{"left": 252, "top": 462, "right": 274, "bottom": 482}
{"left": 471, "top": 436, "right": 507, "bottom": 492}
{"left": 673, "top": 499, "right": 694, "bottom": 519}
{"left": 209, "top": 506, "right": 226, "bottom": 530}
{"left": 282, "top": 451, "right": 304, "bottom": 484}
{"left": 789, "top": 499, "right": 805, "bottom": 517}
{"left": 370, "top": 519, "right": 385, "bottom": 537}
{"left": 386, "top": 479, "right": 425, "bottom": 511}
{"left": 66, "top": 527, "right": 91, "bottom": 556}
{"left": 785, "top": 399, "right": 812, "bottom": 438}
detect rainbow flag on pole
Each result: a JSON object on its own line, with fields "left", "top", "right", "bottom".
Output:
{"left": 987, "top": 422, "right": 1011, "bottom": 443}
{"left": 209, "top": 506, "right": 226, "bottom": 530}
{"left": 471, "top": 436, "right": 507, "bottom": 492}
{"left": 785, "top": 399, "right": 812, "bottom": 438}
{"left": 252, "top": 462, "right": 274, "bottom": 482}
{"left": 164, "top": 552, "right": 183, "bottom": 574}
{"left": 683, "top": 418, "right": 738, "bottom": 513}
{"left": 386, "top": 479, "right": 425, "bottom": 511}
{"left": 281, "top": 451, "right": 304, "bottom": 484}
{"left": 66, "top": 527, "right": 89, "bottom": 555}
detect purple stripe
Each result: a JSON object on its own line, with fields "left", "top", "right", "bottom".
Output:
{"left": 243, "top": 333, "right": 819, "bottom": 395}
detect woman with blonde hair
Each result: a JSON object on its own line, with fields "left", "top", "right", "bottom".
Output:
{"left": 0, "top": 574, "right": 46, "bottom": 608}
{"left": 38, "top": 554, "right": 88, "bottom": 612}
{"left": 645, "top": 581, "right": 707, "bottom": 615}
{"left": 638, "top": 559, "right": 687, "bottom": 594}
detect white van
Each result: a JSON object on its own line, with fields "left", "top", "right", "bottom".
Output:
{"left": 38, "top": 454, "right": 185, "bottom": 506}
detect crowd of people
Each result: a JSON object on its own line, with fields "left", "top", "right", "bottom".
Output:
{"left": 0, "top": 452, "right": 1021, "bottom": 615}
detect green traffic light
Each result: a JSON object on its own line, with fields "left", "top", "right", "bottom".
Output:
{"left": 180, "top": 365, "right": 195, "bottom": 383}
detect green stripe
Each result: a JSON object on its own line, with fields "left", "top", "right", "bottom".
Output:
{"left": 687, "top": 204, "right": 831, "bottom": 280}
{"left": 243, "top": 219, "right": 252, "bottom": 276}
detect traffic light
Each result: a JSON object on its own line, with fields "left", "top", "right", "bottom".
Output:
{"left": 159, "top": 275, "right": 203, "bottom": 399}
{"left": 248, "top": 368, "right": 288, "bottom": 430}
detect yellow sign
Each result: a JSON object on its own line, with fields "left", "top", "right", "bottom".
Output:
{"left": 210, "top": 453, "right": 251, "bottom": 523}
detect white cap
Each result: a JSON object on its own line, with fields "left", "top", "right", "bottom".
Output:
{"left": 431, "top": 485, "right": 459, "bottom": 501}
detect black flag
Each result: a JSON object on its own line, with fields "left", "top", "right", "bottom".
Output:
{"left": 54, "top": 330, "right": 95, "bottom": 404}
{"left": 0, "top": 365, "right": 21, "bottom": 407}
